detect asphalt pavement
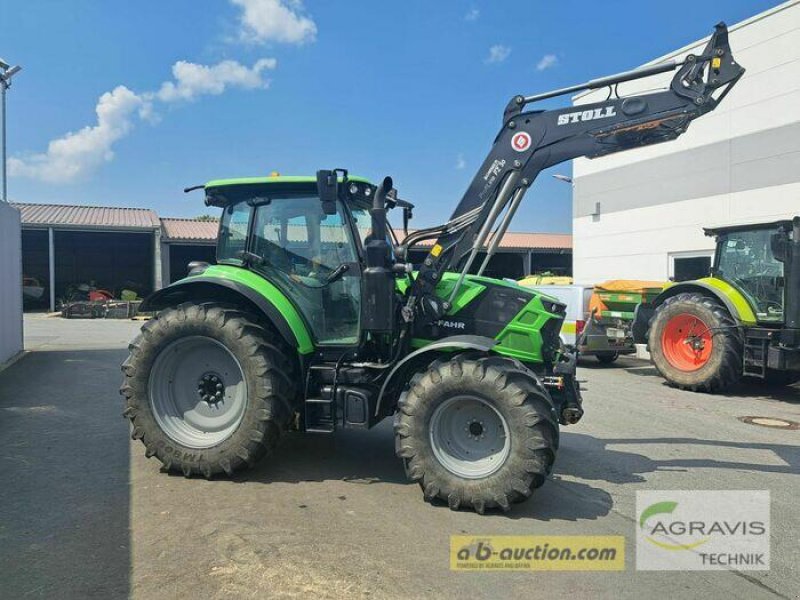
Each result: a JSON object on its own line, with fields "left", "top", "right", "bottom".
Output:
{"left": 0, "top": 315, "right": 798, "bottom": 599}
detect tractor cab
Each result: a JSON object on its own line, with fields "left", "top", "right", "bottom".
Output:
{"left": 707, "top": 220, "right": 795, "bottom": 324}
{"left": 205, "top": 174, "right": 390, "bottom": 346}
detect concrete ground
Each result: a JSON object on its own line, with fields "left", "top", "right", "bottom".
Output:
{"left": 0, "top": 315, "right": 798, "bottom": 599}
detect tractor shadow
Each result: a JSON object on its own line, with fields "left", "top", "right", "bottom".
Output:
{"left": 230, "top": 422, "right": 616, "bottom": 522}
{"left": 557, "top": 431, "right": 800, "bottom": 483}
{"left": 594, "top": 357, "right": 800, "bottom": 403}
{"left": 233, "top": 421, "right": 409, "bottom": 486}
{"left": 735, "top": 380, "right": 800, "bottom": 403}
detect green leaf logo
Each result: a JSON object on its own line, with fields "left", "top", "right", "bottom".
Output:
{"left": 639, "top": 501, "right": 709, "bottom": 551}
{"left": 639, "top": 501, "right": 678, "bottom": 529}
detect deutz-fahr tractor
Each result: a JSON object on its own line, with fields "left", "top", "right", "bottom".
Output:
{"left": 635, "top": 218, "right": 800, "bottom": 392}
{"left": 122, "top": 24, "right": 743, "bottom": 512}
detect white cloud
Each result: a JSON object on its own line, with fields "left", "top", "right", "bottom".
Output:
{"left": 11, "top": 59, "right": 276, "bottom": 183}
{"left": 455, "top": 154, "right": 466, "bottom": 170}
{"left": 464, "top": 8, "right": 479, "bottom": 21}
{"left": 232, "top": 0, "right": 317, "bottom": 45}
{"left": 485, "top": 45, "right": 510, "bottom": 64}
{"left": 536, "top": 54, "right": 558, "bottom": 71}
{"left": 9, "top": 86, "right": 144, "bottom": 183}
{"left": 155, "top": 58, "right": 277, "bottom": 103}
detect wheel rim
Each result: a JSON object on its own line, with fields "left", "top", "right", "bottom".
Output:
{"left": 661, "top": 313, "right": 714, "bottom": 372}
{"left": 429, "top": 395, "right": 510, "bottom": 479}
{"left": 148, "top": 336, "right": 248, "bottom": 449}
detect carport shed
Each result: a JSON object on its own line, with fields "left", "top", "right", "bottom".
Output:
{"left": 12, "top": 201, "right": 573, "bottom": 312}
{"left": 160, "top": 218, "right": 218, "bottom": 284}
{"left": 405, "top": 231, "right": 573, "bottom": 279}
{"left": 14, "top": 203, "right": 161, "bottom": 312}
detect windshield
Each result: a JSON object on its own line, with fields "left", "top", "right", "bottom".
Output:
{"left": 716, "top": 228, "right": 784, "bottom": 321}
{"left": 251, "top": 195, "right": 359, "bottom": 286}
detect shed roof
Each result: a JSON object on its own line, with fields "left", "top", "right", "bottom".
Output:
{"left": 160, "top": 218, "right": 220, "bottom": 242}
{"left": 13, "top": 202, "right": 160, "bottom": 230}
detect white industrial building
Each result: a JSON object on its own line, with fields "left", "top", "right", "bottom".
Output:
{"left": 572, "top": 0, "right": 800, "bottom": 283}
{"left": 0, "top": 201, "right": 23, "bottom": 367}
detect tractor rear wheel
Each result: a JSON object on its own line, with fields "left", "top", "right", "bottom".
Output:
{"left": 394, "top": 355, "right": 559, "bottom": 514}
{"left": 649, "top": 293, "right": 742, "bottom": 393}
{"left": 121, "top": 302, "right": 296, "bottom": 477}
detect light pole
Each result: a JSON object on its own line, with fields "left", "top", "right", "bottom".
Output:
{"left": 0, "top": 58, "right": 22, "bottom": 202}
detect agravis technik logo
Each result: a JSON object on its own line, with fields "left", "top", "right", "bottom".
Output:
{"left": 636, "top": 491, "right": 770, "bottom": 571}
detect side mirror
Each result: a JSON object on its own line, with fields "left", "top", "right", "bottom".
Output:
{"left": 402, "top": 205, "right": 413, "bottom": 236}
{"left": 316, "top": 170, "right": 338, "bottom": 215}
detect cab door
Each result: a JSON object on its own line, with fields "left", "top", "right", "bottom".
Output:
{"left": 250, "top": 195, "right": 362, "bottom": 345}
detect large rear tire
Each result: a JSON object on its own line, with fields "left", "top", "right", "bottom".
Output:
{"left": 121, "top": 302, "right": 296, "bottom": 477}
{"left": 394, "top": 355, "right": 559, "bottom": 514}
{"left": 649, "top": 293, "right": 742, "bottom": 393}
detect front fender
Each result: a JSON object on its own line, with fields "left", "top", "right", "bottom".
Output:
{"left": 375, "top": 335, "right": 497, "bottom": 417}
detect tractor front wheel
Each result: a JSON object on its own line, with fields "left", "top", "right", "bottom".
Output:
{"left": 649, "top": 293, "right": 742, "bottom": 393}
{"left": 121, "top": 302, "right": 296, "bottom": 477}
{"left": 394, "top": 355, "right": 559, "bottom": 514}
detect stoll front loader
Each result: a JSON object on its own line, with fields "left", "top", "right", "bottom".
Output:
{"left": 634, "top": 218, "right": 800, "bottom": 392}
{"left": 122, "top": 25, "right": 742, "bottom": 512}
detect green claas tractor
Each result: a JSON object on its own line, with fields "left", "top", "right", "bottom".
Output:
{"left": 122, "top": 24, "right": 743, "bottom": 512}
{"left": 634, "top": 218, "right": 800, "bottom": 392}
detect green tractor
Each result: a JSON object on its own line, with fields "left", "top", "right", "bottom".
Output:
{"left": 122, "top": 24, "right": 743, "bottom": 512}
{"left": 635, "top": 218, "right": 800, "bottom": 392}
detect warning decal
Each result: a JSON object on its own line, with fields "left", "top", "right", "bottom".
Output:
{"left": 511, "top": 131, "right": 532, "bottom": 152}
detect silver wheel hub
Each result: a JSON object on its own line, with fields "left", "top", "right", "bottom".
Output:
{"left": 148, "top": 336, "right": 248, "bottom": 449}
{"left": 429, "top": 395, "right": 510, "bottom": 479}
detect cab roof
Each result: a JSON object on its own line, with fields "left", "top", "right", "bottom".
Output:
{"left": 704, "top": 218, "right": 797, "bottom": 237}
{"left": 204, "top": 175, "right": 373, "bottom": 188}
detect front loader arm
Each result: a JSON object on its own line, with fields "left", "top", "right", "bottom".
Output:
{"left": 406, "top": 23, "right": 743, "bottom": 323}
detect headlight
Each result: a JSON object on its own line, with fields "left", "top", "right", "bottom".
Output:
{"left": 540, "top": 299, "right": 567, "bottom": 315}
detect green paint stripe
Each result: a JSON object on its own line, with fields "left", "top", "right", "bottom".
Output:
{"left": 698, "top": 277, "right": 758, "bottom": 324}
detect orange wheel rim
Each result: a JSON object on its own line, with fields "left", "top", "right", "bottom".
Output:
{"left": 661, "top": 313, "right": 713, "bottom": 371}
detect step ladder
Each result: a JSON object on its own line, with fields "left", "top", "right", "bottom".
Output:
{"left": 304, "top": 364, "right": 337, "bottom": 433}
{"left": 743, "top": 336, "right": 768, "bottom": 379}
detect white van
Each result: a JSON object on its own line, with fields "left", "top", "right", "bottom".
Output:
{"left": 531, "top": 284, "right": 592, "bottom": 346}
{"left": 529, "top": 284, "right": 634, "bottom": 364}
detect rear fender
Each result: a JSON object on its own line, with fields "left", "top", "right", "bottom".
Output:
{"left": 140, "top": 278, "right": 314, "bottom": 354}
{"left": 632, "top": 279, "right": 757, "bottom": 343}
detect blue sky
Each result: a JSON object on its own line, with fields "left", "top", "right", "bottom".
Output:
{"left": 2, "top": 0, "right": 779, "bottom": 232}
